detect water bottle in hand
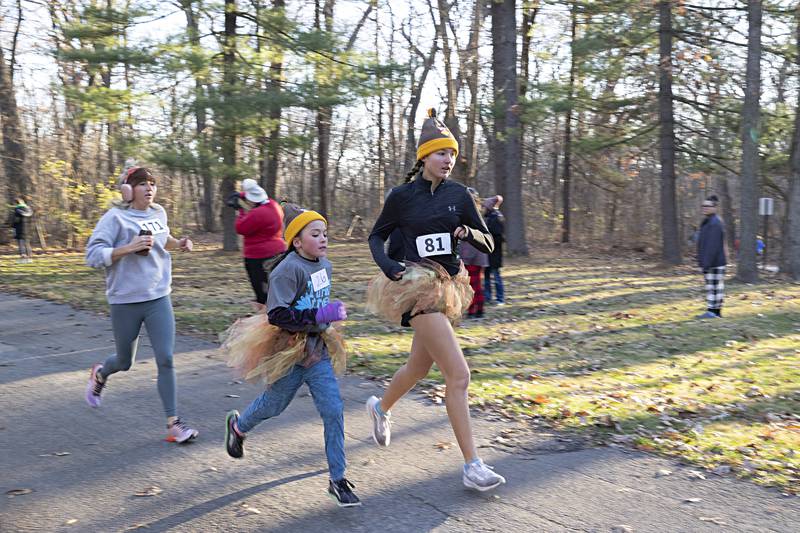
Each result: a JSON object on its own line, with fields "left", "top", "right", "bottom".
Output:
{"left": 136, "top": 229, "right": 152, "bottom": 256}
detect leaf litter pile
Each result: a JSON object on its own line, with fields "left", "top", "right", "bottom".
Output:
{"left": 1, "top": 241, "right": 798, "bottom": 493}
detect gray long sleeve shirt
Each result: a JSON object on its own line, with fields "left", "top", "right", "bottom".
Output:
{"left": 266, "top": 251, "right": 333, "bottom": 367}
{"left": 85, "top": 204, "right": 173, "bottom": 304}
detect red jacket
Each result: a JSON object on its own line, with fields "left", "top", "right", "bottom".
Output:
{"left": 235, "top": 201, "right": 286, "bottom": 259}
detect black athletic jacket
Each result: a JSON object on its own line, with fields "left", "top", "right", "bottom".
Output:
{"left": 369, "top": 176, "right": 494, "bottom": 279}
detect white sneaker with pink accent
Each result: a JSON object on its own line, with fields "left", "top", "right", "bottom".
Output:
{"left": 166, "top": 418, "right": 198, "bottom": 443}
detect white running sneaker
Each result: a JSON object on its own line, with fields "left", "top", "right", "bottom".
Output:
{"left": 366, "top": 395, "right": 391, "bottom": 446}
{"left": 463, "top": 459, "right": 506, "bottom": 491}
{"left": 166, "top": 418, "right": 198, "bottom": 443}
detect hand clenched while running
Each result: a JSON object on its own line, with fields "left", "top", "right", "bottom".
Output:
{"left": 128, "top": 234, "right": 153, "bottom": 254}
{"left": 178, "top": 237, "right": 193, "bottom": 252}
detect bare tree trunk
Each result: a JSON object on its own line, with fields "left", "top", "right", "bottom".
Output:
{"left": 403, "top": 2, "right": 438, "bottom": 172}
{"left": 520, "top": 2, "right": 538, "bottom": 192}
{"left": 737, "top": 0, "right": 762, "bottom": 282}
{"left": 463, "top": 0, "right": 484, "bottom": 186}
{"left": 658, "top": 1, "right": 681, "bottom": 264}
{"left": 375, "top": 8, "right": 386, "bottom": 205}
{"left": 783, "top": 6, "right": 800, "bottom": 279}
{"left": 220, "top": 0, "right": 238, "bottom": 250}
{"left": 387, "top": 7, "right": 399, "bottom": 179}
{"left": 0, "top": 42, "right": 29, "bottom": 202}
{"left": 550, "top": 115, "right": 560, "bottom": 238}
{"left": 263, "top": 0, "right": 285, "bottom": 199}
{"left": 561, "top": 6, "right": 577, "bottom": 243}
{"left": 314, "top": 0, "right": 371, "bottom": 217}
{"left": 491, "top": 0, "right": 527, "bottom": 255}
{"left": 436, "top": 0, "right": 464, "bottom": 182}
{"left": 709, "top": 79, "right": 737, "bottom": 251}
{"left": 179, "top": 0, "right": 215, "bottom": 231}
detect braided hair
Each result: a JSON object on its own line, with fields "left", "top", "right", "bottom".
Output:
{"left": 404, "top": 160, "right": 423, "bottom": 183}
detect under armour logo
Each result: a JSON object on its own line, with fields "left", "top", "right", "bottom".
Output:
{"left": 448, "top": 205, "right": 456, "bottom": 212}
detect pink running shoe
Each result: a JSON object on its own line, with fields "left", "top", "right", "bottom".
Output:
{"left": 85, "top": 364, "right": 105, "bottom": 408}
{"left": 166, "top": 418, "right": 198, "bottom": 443}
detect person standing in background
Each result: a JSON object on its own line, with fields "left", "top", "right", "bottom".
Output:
{"left": 482, "top": 195, "right": 505, "bottom": 305}
{"left": 697, "top": 195, "right": 726, "bottom": 319}
{"left": 231, "top": 179, "right": 286, "bottom": 312}
{"left": 460, "top": 188, "right": 489, "bottom": 318}
{"left": 11, "top": 197, "right": 33, "bottom": 263}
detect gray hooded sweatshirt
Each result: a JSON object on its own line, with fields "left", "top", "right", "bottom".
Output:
{"left": 85, "top": 204, "right": 172, "bottom": 304}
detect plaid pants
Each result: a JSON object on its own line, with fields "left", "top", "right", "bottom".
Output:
{"left": 703, "top": 266, "right": 726, "bottom": 310}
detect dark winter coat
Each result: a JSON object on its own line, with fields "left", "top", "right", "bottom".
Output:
{"left": 484, "top": 209, "right": 504, "bottom": 269}
{"left": 697, "top": 214, "right": 726, "bottom": 269}
{"left": 11, "top": 204, "right": 32, "bottom": 240}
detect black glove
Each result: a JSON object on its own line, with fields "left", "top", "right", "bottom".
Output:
{"left": 225, "top": 191, "right": 243, "bottom": 209}
{"left": 382, "top": 261, "right": 406, "bottom": 281}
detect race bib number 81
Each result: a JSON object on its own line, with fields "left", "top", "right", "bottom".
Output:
{"left": 416, "top": 232, "right": 452, "bottom": 258}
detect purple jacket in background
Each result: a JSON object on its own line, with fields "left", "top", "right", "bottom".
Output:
{"left": 459, "top": 240, "right": 489, "bottom": 267}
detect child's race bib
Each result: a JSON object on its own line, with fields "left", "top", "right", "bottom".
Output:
{"left": 415, "top": 232, "right": 452, "bottom": 258}
{"left": 311, "top": 268, "right": 330, "bottom": 292}
{"left": 138, "top": 218, "right": 168, "bottom": 235}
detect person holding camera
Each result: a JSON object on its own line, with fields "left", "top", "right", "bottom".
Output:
{"left": 10, "top": 197, "right": 33, "bottom": 262}
{"left": 84, "top": 166, "right": 198, "bottom": 444}
{"left": 227, "top": 179, "right": 286, "bottom": 312}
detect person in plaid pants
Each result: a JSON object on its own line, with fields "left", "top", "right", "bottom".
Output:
{"left": 697, "top": 195, "right": 727, "bottom": 318}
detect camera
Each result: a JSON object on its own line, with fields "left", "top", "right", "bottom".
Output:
{"left": 225, "top": 191, "right": 245, "bottom": 209}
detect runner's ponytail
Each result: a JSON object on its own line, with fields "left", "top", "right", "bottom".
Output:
{"left": 404, "top": 160, "right": 423, "bottom": 183}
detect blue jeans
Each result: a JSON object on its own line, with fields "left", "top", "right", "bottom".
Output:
{"left": 237, "top": 359, "right": 346, "bottom": 481}
{"left": 483, "top": 267, "right": 504, "bottom": 303}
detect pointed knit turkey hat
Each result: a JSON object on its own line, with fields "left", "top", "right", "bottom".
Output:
{"left": 416, "top": 108, "right": 459, "bottom": 161}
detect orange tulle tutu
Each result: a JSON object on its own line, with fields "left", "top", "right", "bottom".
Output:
{"left": 219, "top": 314, "right": 346, "bottom": 386}
{"left": 365, "top": 259, "right": 473, "bottom": 326}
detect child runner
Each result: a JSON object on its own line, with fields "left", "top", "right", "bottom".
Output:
{"left": 482, "top": 195, "right": 505, "bottom": 305}
{"left": 365, "top": 109, "right": 506, "bottom": 492}
{"left": 85, "top": 165, "right": 198, "bottom": 443}
{"left": 221, "top": 205, "right": 360, "bottom": 507}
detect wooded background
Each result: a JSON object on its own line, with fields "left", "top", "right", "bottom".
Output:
{"left": 2, "top": 0, "right": 800, "bottom": 282}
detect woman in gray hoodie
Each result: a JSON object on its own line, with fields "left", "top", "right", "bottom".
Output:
{"left": 84, "top": 166, "right": 198, "bottom": 443}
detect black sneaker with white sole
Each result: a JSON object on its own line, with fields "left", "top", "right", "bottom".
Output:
{"left": 328, "top": 478, "right": 361, "bottom": 507}
{"left": 225, "top": 410, "right": 245, "bottom": 458}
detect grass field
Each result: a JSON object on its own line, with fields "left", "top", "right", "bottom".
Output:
{"left": 1, "top": 241, "right": 798, "bottom": 493}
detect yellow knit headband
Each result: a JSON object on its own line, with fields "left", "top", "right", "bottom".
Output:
{"left": 416, "top": 137, "right": 459, "bottom": 161}
{"left": 284, "top": 210, "right": 327, "bottom": 246}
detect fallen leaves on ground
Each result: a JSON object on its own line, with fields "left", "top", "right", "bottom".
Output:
{"left": 134, "top": 486, "right": 162, "bottom": 497}
{"left": 5, "top": 488, "right": 33, "bottom": 497}
{"left": 2, "top": 244, "right": 798, "bottom": 494}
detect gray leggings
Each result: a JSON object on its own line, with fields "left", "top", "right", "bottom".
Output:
{"left": 100, "top": 296, "right": 177, "bottom": 418}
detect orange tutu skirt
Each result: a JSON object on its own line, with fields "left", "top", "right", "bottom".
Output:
{"left": 365, "top": 260, "right": 473, "bottom": 326}
{"left": 219, "top": 314, "right": 347, "bottom": 386}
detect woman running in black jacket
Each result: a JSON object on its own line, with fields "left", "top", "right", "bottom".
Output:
{"left": 364, "top": 109, "right": 506, "bottom": 492}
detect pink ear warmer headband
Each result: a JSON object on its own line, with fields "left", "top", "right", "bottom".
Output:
{"left": 120, "top": 167, "right": 154, "bottom": 202}
{"left": 119, "top": 166, "right": 140, "bottom": 202}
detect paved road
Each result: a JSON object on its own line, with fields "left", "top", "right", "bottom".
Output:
{"left": 0, "top": 292, "right": 797, "bottom": 532}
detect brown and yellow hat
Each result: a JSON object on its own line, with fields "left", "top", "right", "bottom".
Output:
{"left": 416, "top": 108, "right": 459, "bottom": 161}
{"left": 282, "top": 202, "right": 327, "bottom": 246}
